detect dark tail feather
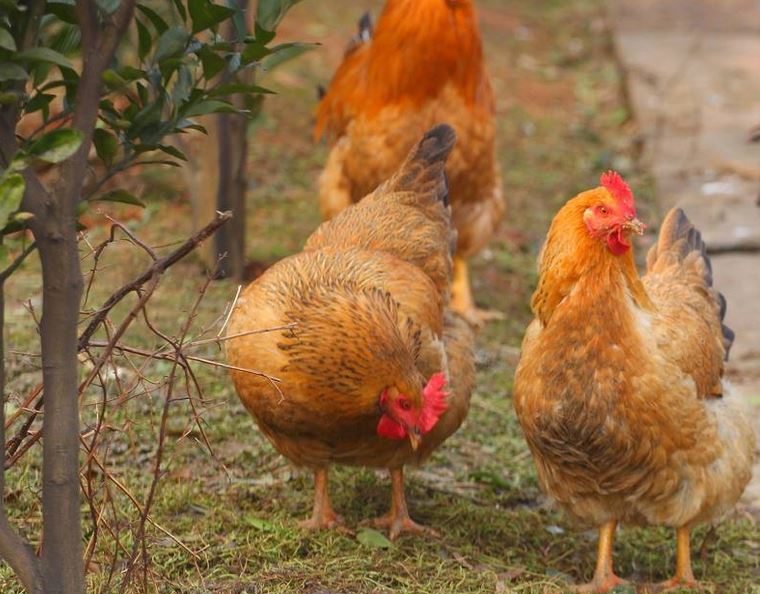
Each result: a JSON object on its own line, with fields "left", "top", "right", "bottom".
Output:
{"left": 382, "top": 124, "right": 456, "bottom": 206}
{"left": 345, "top": 11, "right": 373, "bottom": 55}
{"left": 648, "top": 207, "right": 734, "bottom": 359}
{"left": 357, "top": 11, "right": 373, "bottom": 41}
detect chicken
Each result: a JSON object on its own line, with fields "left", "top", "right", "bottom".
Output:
{"left": 226, "top": 125, "right": 475, "bottom": 539}
{"left": 314, "top": 0, "right": 504, "bottom": 324}
{"left": 513, "top": 171, "right": 755, "bottom": 592}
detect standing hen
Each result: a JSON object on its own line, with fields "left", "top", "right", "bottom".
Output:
{"left": 513, "top": 172, "right": 755, "bottom": 592}
{"left": 315, "top": 0, "right": 504, "bottom": 323}
{"left": 226, "top": 125, "right": 475, "bottom": 538}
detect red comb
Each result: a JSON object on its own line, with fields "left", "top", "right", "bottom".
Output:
{"left": 600, "top": 170, "right": 635, "bottom": 218}
{"left": 420, "top": 372, "right": 449, "bottom": 433}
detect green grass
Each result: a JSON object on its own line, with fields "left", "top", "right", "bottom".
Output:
{"left": 2, "top": 0, "right": 758, "bottom": 593}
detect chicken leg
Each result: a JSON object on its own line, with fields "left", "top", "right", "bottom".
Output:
{"left": 369, "top": 468, "right": 438, "bottom": 540}
{"left": 450, "top": 256, "right": 504, "bottom": 325}
{"left": 573, "top": 521, "right": 628, "bottom": 593}
{"left": 656, "top": 527, "right": 697, "bottom": 591}
{"left": 299, "top": 468, "right": 343, "bottom": 530}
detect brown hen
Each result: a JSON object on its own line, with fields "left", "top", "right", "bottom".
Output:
{"left": 513, "top": 172, "right": 755, "bottom": 592}
{"left": 315, "top": 0, "right": 504, "bottom": 323}
{"left": 226, "top": 125, "right": 475, "bottom": 539}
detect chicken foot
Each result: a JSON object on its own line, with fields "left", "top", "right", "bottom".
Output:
{"left": 450, "top": 257, "right": 504, "bottom": 325}
{"left": 572, "top": 521, "right": 628, "bottom": 593}
{"left": 299, "top": 468, "right": 345, "bottom": 531}
{"left": 655, "top": 527, "right": 697, "bottom": 592}
{"left": 368, "top": 468, "right": 439, "bottom": 540}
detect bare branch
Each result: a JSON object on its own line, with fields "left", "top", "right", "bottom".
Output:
{"left": 0, "top": 241, "right": 37, "bottom": 283}
{"left": 78, "top": 211, "right": 232, "bottom": 349}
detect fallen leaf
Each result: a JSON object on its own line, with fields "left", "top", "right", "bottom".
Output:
{"left": 356, "top": 527, "right": 392, "bottom": 549}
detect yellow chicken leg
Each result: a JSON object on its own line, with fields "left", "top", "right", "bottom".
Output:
{"left": 573, "top": 521, "right": 628, "bottom": 593}
{"left": 656, "top": 527, "right": 697, "bottom": 591}
{"left": 368, "top": 468, "right": 439, "bottom": 540}
{"left": 299, "top": 468, "right": 344, "bottom": 530}
{"left": 450, "top": 256, "right": 504, "bottom": 325}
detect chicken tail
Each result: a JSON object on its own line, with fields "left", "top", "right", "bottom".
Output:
{"left": 646, "top": 208, "right": 734, "bottom": 358}
{"left": 381, "top": 123, "right": 456, "bottom": 206}
{"left": 344, "top": 11, "right": 373, "bottom": 56}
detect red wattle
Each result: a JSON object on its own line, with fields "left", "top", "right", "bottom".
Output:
{"left": 377, "top": 414, "right": 407, "bottom": 440}
{"left": 606, "top": 227, "right": 630, "bottom": 256}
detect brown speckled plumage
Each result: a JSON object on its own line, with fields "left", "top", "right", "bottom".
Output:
{"left": 514, "top": 196, "right": 755, "bottom": 532}
{"left": 226, "top": 127, "right": 474, "bottom": 516}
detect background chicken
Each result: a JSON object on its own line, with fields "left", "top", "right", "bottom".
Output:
{"left": 226, "top": 125, "right": 475, "bottom": 539}
{"left": 314, "top": 0, "right": 504, "bottom": 324}
{"left": 513, "top": 172, "right": 755, "bottom": 592}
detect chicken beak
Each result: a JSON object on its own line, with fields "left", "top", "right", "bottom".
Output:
{"left": 623, "top": 217, "right": 646, "bottom": 235}
{"left": 408, "top": 430, "right": 421, "bottom": 451}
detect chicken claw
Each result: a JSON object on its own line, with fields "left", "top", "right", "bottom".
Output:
{"left": 369, "top": 511, "right": 439, "bottom": 541}
{"left": 299, "top": 468, "right": 350, "bottom": 532}
{"left": 366, "top": 468, "right": 439, "bottom": 540}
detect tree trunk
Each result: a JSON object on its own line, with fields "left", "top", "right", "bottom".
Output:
{"left": 36, "top": 226, "right": 85, "bottom": 594}
{"left": 214, "top": 107, "right": 248, "bottom": 280}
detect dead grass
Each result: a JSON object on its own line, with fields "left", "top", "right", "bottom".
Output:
{"left": 1, "top": 0, "right": 758, "bottom": 593}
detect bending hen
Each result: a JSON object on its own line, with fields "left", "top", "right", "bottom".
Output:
{"left": 227, "top": 125, "right": 475, "bottom": 538}
{"left": 513, "top": 172, "right": 755, "bottom": 592}
{"left": 315, "top": 0, "right": 504, "bottom": 323}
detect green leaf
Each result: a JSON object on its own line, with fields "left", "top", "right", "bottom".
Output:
{"left": 184, "top": 99, "right": 237, "bottom": 117}
{"left": 261, "top": 42, "right": 316, "bottom": 71}
{"left": 14, "top": 47, "right": 73, "bottom": 69}
{"left": 244, "top": 516, "right": 274, "bottom": 531}
{"left": 48, "top": 23, "right": 81, "bottom": 56}
{"left": 48, "top": 1, "right": 78, "bottom": 24}
{"left": 102, "top": 69, "right": 128, "bottom": 89}
{"left": 188, "top": 0, "right": 235, "bottom": 34}
{"left": 241, "top": 40, "right": 271, "bottom": 64}
{"left": 156, "top": 144, "right": 188, "bottom": 161}
{"left": 0, "top": 91, "right": 21, "bottom": 105}
{"left": 117, "top": 65, "right": 146, "bottom": 81}
{"left": 0, "top": 63, "right": 28, "bottom": 82}
{"left": 154, "top": 26, "right": 189, "bottom": 62}
{"left": 255, "top": 0, "right": 303, "bottom": 34}
{"left": 198, "top": 46, "right": 226, "bottom": 80}
{"left": 171, "top": 0, "right": 187, "bottom": 22}
{"left": 356, "top": 528, "right": 392, "bottom": 549}
{"left": 253, "top": 21, "right": 275, "bottom": 45}
{"left": 93, "top": 128, "right": 119, "bottom": 166}
{"left": 0, "top": 174, "right": 25, "bottom": 231}
{"left": 0, "top": 27, "right": 16, "bottom": 51}
{"left": 28, "top": 129, "right": 83, "bottom": 163}
{"left": 208, "top": 82, "right": 275, "bottom": 97}
{"left": 24, "top": 92, "right": 55, "bottom": 115}
{"left": 136, "top": 4, "right": 169, "bottom": 34}
{"left": 92, "top": 189, "right": 145, "bottom": 207}
{"left": 136, "top": 19, "right": 152, "bottom": 61}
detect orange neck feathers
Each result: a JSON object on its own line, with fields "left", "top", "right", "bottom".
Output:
{"left": 366, "top": 0, "right": 488, "bottom": 111}
{"left": 532, "top": 190, "right": 652, "bottom": 326}
{"left": 316, "top": 0, "right": 491, "bottom": 138}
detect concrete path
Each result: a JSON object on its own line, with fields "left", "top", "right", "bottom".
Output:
{"left": 609, "top": 0, "right": 760, "bottom": 511}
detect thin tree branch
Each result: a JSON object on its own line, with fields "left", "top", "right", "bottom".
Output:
{"left": 0, "top": 241, "right": 37, "bottom": 283}
{"left": 78, "top": 210, "right": 232, "bottom": 349}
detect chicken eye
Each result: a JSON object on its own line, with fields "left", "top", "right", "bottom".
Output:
{"left": 599, "top": 206, "right": 609, "bottom": 216}
{"left": 398, "top": 398, "right": 411, "bottom": 411}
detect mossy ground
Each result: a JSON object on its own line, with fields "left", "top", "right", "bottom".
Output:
{"left": 2, "top": 0, "right": 759, "bottom": 592}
